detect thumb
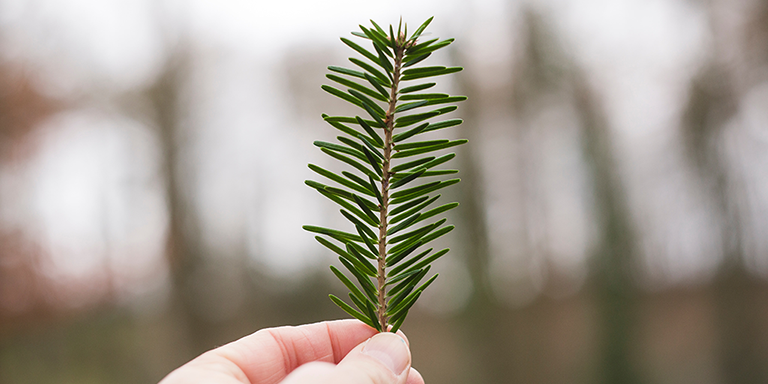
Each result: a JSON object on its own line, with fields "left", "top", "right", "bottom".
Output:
{"left": 281, "top": 332, "right": 412, "bottom": 384}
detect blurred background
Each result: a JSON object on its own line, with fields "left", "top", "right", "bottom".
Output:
{"left": 1, "top": 0, "right": 768, "bottom": 383}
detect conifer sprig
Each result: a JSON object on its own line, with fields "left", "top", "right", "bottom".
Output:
{"left": 304, "top": 17, "right": 466, "bottom": 332}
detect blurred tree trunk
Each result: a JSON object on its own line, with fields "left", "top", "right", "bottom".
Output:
{"left": 144, "top": 52, "right": 214, "bottom": 357}
{"left": 0, "top": 62, "right": 61, "bottom": 333}
{"left": 681, "top": 66, "right": 766, "bottom": 384}
{"left": 453, "top": 9, "right": 643, "bottom": 382}
{"left": 452, "top": 51, "right": 507, "bottom": 384}
{"left": 572, "top": 78, "right": 640, "bottom": 384}
{"left": 680, "top": 2, "right": 768, "bottom": 381}
{"left": 513, "top": 10, "right": 642, "bottom": 383}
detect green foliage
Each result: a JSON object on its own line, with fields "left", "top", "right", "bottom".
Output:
{"left": 303, "top": 17, "right": 466, "bottom": 333}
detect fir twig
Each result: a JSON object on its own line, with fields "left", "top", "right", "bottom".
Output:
{"left": 304, "top": 17, "right": 466, "bottom": 332}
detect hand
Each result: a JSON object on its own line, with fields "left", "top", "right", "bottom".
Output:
{"left": 159, "top": 319, "right": 425, "bottom": 384}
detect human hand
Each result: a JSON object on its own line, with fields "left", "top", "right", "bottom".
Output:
{"left": 159, "top": 319, "right": 425, "bottom": 384}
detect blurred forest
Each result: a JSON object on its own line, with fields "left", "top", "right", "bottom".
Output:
{"left": 1, "top": 1, "right": 768, "bottom": 383}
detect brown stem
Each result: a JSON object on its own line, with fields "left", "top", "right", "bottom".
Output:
{"left": 378, "top": 42, "right": 404, "bottom": 331}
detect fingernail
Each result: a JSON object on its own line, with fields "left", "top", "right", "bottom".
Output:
{"left": 362, "top": 333, "right": 410, "bottom": 375}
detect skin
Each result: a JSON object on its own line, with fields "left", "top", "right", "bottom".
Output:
{"left": 159, "top": 319, "right": 425, "bottom": 384}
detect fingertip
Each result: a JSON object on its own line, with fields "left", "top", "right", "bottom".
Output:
{"left": 406, "top": 367, "right": 425, "bottom": 384}
{"left": 361, "top": 332, "right": 411, "bottom": 376}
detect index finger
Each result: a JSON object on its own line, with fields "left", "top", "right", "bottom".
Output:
{"left": 213, "top": 319, "right": 390, "bottom": 384}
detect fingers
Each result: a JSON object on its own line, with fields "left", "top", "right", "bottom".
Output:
{"left": 159, "top": 353, "right": 249, "bottom": 384}
{"left": 280, "top": 332, "right": 413, "bottom": 384}
{"left": 278, "top": 362, "right": 336, "bottom": 383}
{"left": 216, "top": 319, "right": 379, "bottom": 384}
{"left": 159, "top": 320, "right": 421, "bottom": 384}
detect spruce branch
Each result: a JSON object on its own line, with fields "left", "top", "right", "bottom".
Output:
{"left": 304, "top": 17, "right": 466, "bottom": 333}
